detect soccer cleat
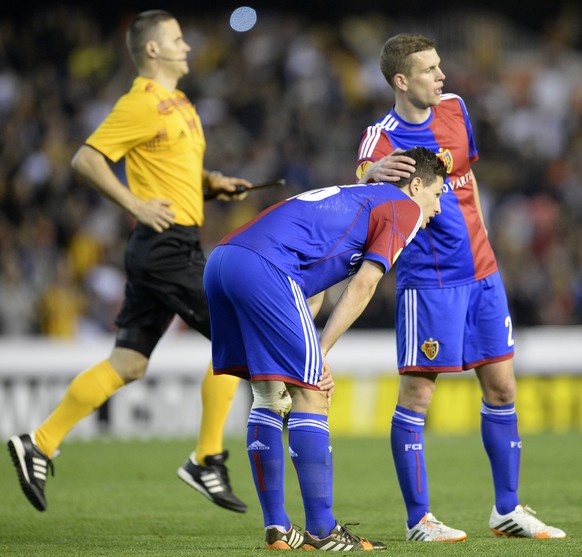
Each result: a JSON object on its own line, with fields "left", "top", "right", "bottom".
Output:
{"left": 489, "top": 504, "right": 566, "bottom": 539}
{"left": 177, "top": 450, "right": 247, "bottom": 513}
{"left": 302, "top": 522, "right": 386, "bottom": 551}
{"left": 406, "top": 512, "right": 467, "bottom": 542}
{"left": 265, "top": 524, "right": 305, "bottom": 550}
{"left": 7, "top": 433, "right": 54, "bottom": 512}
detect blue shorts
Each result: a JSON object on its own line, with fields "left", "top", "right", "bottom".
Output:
{"left": 203, "top": 244, "right": 322, "bottom": 388}
{"left": 395, "top": 271, "right": 514, "bottom": 373}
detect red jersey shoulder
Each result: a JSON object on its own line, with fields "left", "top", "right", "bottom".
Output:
{"left": 434, "top": 93, "right": 465, "bottom": 119}
{"left": 391, "top": 197, "right": 422, "bottom": 238}
{"left": 368, "top": 197, "right": 421, "bottom": 248}
{"left": 367, "top": 197, "right": 421, "bottom": 269}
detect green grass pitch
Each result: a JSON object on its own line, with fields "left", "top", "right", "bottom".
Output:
{"left": 0, "top": 433, "right": 579, "bottom": 556}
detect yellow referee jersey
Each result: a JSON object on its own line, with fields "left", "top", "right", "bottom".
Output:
{"left": 86, "top": 76, "right": 206, "bottom": 226}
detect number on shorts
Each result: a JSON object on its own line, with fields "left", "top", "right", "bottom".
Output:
{"left": 505, "top": 315, "right": 514, "bottom": 347}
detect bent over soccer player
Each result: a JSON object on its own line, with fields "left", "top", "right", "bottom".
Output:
{"left": 357, "top": 33, "right": 566, "bottom": 541}
{"left": 204, "top": 146, "right": 446, "bottom": 550}
{"left": 8, "top": 10, "right": 250, "bottom": 514}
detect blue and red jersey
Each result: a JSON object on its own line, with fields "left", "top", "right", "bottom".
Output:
{"left": 218, "top": 183, "right": 423, "bottom": 298}
{"left": 357, "top": 93, "right": 498, "bottom": 289}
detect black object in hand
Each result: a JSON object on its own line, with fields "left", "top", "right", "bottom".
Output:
{"left": 203, "top": 179, "right": 286, "bottom": 201}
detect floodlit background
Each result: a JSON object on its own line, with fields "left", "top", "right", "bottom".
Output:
{"left": 1, "top": 1, "right": 582, "bottom": 438}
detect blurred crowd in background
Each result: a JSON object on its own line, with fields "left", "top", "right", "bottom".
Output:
{"left": 1, "top": 3, "right": 582, "bottom": 338}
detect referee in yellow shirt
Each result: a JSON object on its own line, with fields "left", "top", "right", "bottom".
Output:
{"left": 8, "top": 9, "right": 250, "bottom": 514}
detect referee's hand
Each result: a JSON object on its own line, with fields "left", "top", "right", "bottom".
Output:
{"left": 208, "top": 172, "right": 252, "bottom": 202}
{"left": 135, "top": 198, "right": 176, "bottom": 232}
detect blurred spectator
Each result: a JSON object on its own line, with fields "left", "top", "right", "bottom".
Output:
{"left": 1, "top": 4, "right": 582, "bottom": 335}
{"left": 38, "top": 254, "right": 85, "bottom": 338}
{"left": 0, "top": 249, "right": 37, "bottom": 335}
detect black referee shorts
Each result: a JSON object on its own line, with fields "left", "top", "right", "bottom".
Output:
{"left": 115, "top": 223, "right": 211, "bottom": 356}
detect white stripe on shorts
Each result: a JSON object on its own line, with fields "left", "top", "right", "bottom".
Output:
{"left": 288, "top": 278, "right": 320, "bottom": 385}
{"left": 404, "top": 289, "right": 418, "bottom": 367}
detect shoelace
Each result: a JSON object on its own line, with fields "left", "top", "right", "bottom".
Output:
{"left": 336, "top": 522, "right": 368, "bottom": 545}
{"left": 515, "top": 504, "right": 544, "bottom": 527}
{"left": 423, "top": 514, "right": 447, "bottom": 531}
{"left": 519, "top": 505, "right": 537, "bottom": 516}
{"left": 287, "top": 525, "right": 304, "bottom": 534}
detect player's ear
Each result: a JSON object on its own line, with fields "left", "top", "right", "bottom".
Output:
{"left": 408, "top": 176, "right": 422, "bottom": 196}
{"left": 394, "top": 73, "right": 408, "bottom": 92}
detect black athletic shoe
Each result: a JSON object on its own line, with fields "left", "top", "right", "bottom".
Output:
{"left": 7, "top": 433, "right": 54, "bottom": 512}
{"left": 265, "top": 524, "right": 305, "bottom": 549}
{"left": 177, "top": 450, "right": 247, "bottom": 513}
{"left": 302, "top": 522, "right": 387, "bottom": 551}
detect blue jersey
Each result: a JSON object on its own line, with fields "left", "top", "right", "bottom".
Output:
{"left": 219, "top": 183, "right": 423, "bottom": 298}
{"left": 357, "top": 94, "right": 498, "bottom": 289}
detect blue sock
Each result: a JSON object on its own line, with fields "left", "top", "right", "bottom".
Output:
{"left": 391, "top": 405, "right": 429, "bottom": 528}
{"left": 481, "top": 400, "right": 520, "bottom": 515}
{"left": 247, "top": 408, "right": 289, "bottom": 529}
{"left": 288, "top": 412, "right": 335, "bottom": 538}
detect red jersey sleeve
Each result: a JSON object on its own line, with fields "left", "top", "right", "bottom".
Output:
{"left": 365, "top": 198, "right": 422, "bottom": 272}
{"left": 356, "top": 128, "right": 395, "bottom": 180}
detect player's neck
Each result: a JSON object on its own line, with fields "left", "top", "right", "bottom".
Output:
{"left": 393, "top": 100, "right": 431, "bottom": 125}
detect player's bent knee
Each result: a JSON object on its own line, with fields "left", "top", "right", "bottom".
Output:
{"left": 251, "top": 380, "right": 292, "bottom": 416}
{"left": 287, "top": 385, "right": 329, "bottom": 415}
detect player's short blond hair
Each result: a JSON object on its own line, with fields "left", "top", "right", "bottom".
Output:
{"left": 380, "top": 33, "right": 437, "bottom": 88}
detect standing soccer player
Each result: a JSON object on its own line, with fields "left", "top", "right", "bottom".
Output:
{"left": 8, "top": 10, "right": 251, "bottom": 514}
{"left": 205, "top": 147, "right": 446, "bottom": 550}
{"left": 357, "top": 33, "right": 566, "bottom": 541}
